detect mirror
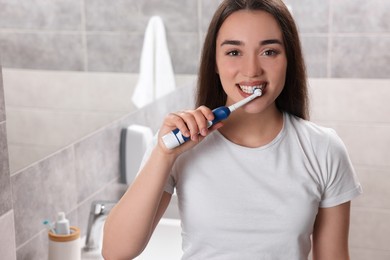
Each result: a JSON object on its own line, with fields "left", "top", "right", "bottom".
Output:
{"left": 3, "top": 68, "right": 196, "bottom": 173}
{"left": 3, "top": 69, "right": 139, "bottom": 173}
{"left": 1, "top": 1, "right": 218, "bottom": 174}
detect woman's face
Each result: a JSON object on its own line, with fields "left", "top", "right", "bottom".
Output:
{"left": 216, "top": 10, "right": 287, "bottom": 113}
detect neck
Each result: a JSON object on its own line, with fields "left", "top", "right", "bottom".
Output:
{"left": 218, "top": 107, "right": 284, "bottom": 148}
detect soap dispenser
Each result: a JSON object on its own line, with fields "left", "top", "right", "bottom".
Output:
{"left": 48, "top": 212, "right": 81, "bottom": 260}
{"left": 55, "top": 212, "right": 70, "bottom": 235}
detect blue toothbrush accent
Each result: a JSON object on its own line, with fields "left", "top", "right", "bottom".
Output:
{"left": 162, "top": 88, "right": 262, "bottom": 149}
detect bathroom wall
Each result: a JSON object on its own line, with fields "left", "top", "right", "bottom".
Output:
{"left": 9, "top": 80, "right": 194, "bottom": 259}
{"left": 0, "top": 0, "right": 389, "bottom": 259}
{"left": 3, "top": 69, "right": 140, "bottom": 173}
{"left": 309, "top": 79, "right": 390, "bottom": 260}
{"left": 0, "top": 66, "right": 17, "bottom": 259}
{"left": 7, "top": 76, "right": 390, "bottom": 260}
{"left": 0, "top": 0, "right": 389, "bottom": 78}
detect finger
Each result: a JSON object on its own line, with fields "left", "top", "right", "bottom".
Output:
{"left": 191, "top": 109, "right": 210, "bottom": 137}
{"left": 197, "top": 105, "right": 215, "bottom": 121}
{"left": 194, "top": 121, "right": 224, "bottom": 145}
{"left": 195, "top": 106, "right": 216, "bottom": 136}
{"left": 209, "top": 121, "right": 224, "bottom": 132}
{"left": 165, "top": 112, "right": 190, "bottom": 137}
{"left": 176, "top": 111, "right": 200, "bottom": 141}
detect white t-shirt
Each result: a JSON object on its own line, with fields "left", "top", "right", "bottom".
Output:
{"left": 158, "top": 113, "right": 362, "bottom": 260}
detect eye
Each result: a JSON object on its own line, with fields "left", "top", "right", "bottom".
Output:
{"left": 226, "top": 50, "right": 240, "bottom": 56}
{"left": 262, "top": 49, "right": 280, "bottom": 56}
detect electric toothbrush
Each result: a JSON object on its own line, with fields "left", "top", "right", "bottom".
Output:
{"left": 162, "top": 88, "right": 263, "bottom": 149}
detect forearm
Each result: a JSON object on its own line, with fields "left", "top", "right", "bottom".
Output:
{"left": 102, "top": 106, "right": 219, "bottom": 259}
{"left": 312, "top": 202, "right": 351, "bottom": 260}
{"left": 102, "top": 147, "right": 176, "bottom": 259}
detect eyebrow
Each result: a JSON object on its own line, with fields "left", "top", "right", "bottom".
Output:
{"left": 220, "top": 39, "right": 283, "bottom": 46}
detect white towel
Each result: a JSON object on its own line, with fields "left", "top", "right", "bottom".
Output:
{"left": 131, "top": 16, "right": 176, "bottom": 108}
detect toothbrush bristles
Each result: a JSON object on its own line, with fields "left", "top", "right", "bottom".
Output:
{"left": 253, "top": 88, "right": 263, "bottom": 96}
{"left": 228, "top": 87, "right": 263, "bottom": 112}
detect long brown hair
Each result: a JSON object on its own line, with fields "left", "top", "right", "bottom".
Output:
{"left": 196, "top": 0, "right": 309, "bottom": 120}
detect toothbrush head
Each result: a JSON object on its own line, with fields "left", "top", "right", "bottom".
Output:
{"left": 253, "top": 88, "right": 263, "bottom": 97}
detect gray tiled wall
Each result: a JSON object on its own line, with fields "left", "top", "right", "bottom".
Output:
{"left": 6, "top": 76, "right": 390, "bottom": 260}
{"left": 0, "top": 67, "right": 16, "bottom": 259}
{"left": 309, "top": 78, "right": 390, "bottom": 259}
{"left": 11, "top": 83, "right": 194, "bottom": 259}
{"left": 1, "top": 0, "right": 390, "bottom": 259}
{"left": 0, "top": 0, "right": 389, "bottom": 78}
{"left": 0, "top": 123, "right": 12, "bottom": 215}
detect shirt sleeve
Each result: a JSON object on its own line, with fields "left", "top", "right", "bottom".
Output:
{"left": 319, "top": 129, "right": 362, "bottom": 208}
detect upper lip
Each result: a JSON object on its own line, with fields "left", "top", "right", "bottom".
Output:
{"left": 238, "top": 81, "right": 266, "bottom": 86}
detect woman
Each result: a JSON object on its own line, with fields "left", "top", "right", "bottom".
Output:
{"left": 103, "top": 0, "right": 362, "bottom": 259}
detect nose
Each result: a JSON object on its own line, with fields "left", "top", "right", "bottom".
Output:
{"left": 242, "top": 54, "right": 262, "bottom": 77}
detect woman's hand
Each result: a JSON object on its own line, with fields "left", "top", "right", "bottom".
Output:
{"left": 157, "top": 105, "right": 223, "bottom": 155}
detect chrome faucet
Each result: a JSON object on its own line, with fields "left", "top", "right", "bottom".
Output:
{"left": 84, "top": 200, "right": 117, "bottom": 251}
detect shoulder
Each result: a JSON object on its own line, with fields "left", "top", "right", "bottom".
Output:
{"left": 286, "top": 113, "right": 338, "bottom": 144}
{"left": 286, "top": 113, "right": 354, "bottom": 172}
{"left": 287, "top": 113, "right": 333, "bottom": 135}
{"left": 284, "top": 113, "right": 351, "bottom": 162}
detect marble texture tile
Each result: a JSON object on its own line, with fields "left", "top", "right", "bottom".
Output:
{"left": 353, "top": 166, "right": 390, "bottom": 210}
{"left": 201, "top": 0, "right": 330, "bottom": 34}
{"left": 331, "top": 36, "right": 390, "bottom": 78}
{"left": 14, "top": 195, "right": 77, "bottom": 260}
{"left": 85, "top": 0, "right": 198, "bottom": 33}
{"left": 3, "top": 69, "right": 195, "bottom": 174}
{"left": 6, "top": 107, "right": 121, "bottom": 148}
{"left": 0, "top": 32, "right": 84, "bottom": 71}
{"left": 5, "top": 105, "right": 123, "bottom": 173}
{"left": 11, "top": 147, "right": 77, "bottom": 246}
{"left": 328, "top": 124, "right": 390, "bottom": 168}
{"left": 74, "top": 123, "right": 121, "bottom": 203}
{"left": 300, "top": 36, "right": 328, "bottom": 78}
{"left": 87, "top": 31, "right": 199, "bottom": 73}
{"left": 284, "top": 0, "right": 329, "bottom": 33}
{"left": 8, "top": 143, "right": 58, "bottom": 174}
{"left": 87, "top": 32, "right": 143, "bottom": 72}
{"left": 85, "top": 0, "right": 145, "bottom": 32}
{"left": 0, "top": 122, "right": 12, "bottom": 216}
{"left": 200, "top": 0, "right": 223, "bottom": 33}
{"left": 142, "top": 0, "right": 198, "bottom": 33}
{"left": 332, "top": 0, "right": 390, "bottom": 33}
{"left": 87, "top": 31, "right": 199, "bottom": 74}
{"left": 168, "top": 33, "right": 200, "bottom": 74}
{"left": 16, "top": 231, "right": 48, "bottom": 260}
{"left": 2, "top": 68, "right": 138, "bottom": 111}
{"left": 0, "top": 0, "right": 82, "bottom": 30}
{"left": 0, "top": 211, "right": 16, "bottom": 260}
{"left": 309, "top": 78, "right": 390, "bottom": 124}
{"left": 350, "top": 207, "right": 390, "bottom": 251}
{"left": 0, "top": 67, "right": 5, "bottom": 122}
{"left": 350, "top": 247, "right": 390, "bottom": 260}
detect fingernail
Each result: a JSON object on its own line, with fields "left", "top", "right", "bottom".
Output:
{"left": 201, "top": 128, "right": 208, "bottom": 136}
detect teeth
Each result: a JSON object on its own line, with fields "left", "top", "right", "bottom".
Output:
{"left": 239, "top": 84, "right": 265, "bottom": 94}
